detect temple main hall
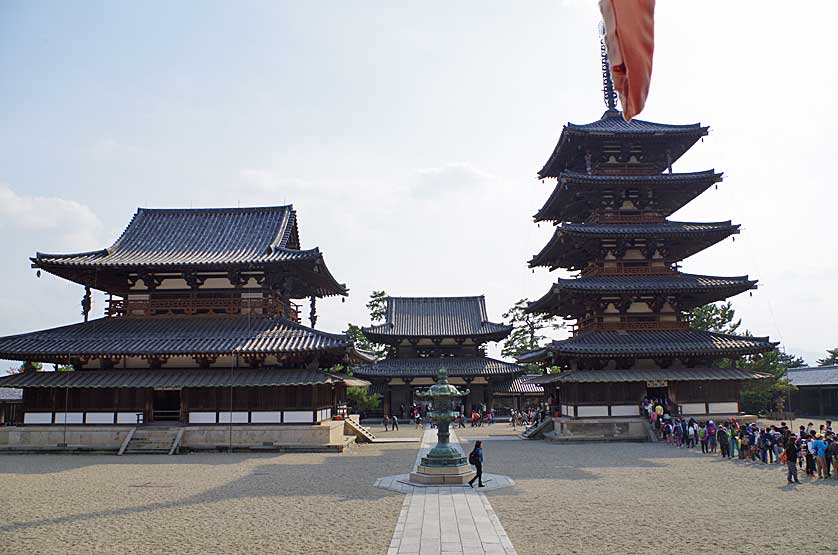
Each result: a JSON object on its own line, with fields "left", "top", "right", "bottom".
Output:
{"left": 0, "top": 205, "right": 369, "bottom": 449}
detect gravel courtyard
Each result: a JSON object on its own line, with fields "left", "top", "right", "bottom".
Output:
{"left": 1, "top": 432, "right": 836, "bottom": 555}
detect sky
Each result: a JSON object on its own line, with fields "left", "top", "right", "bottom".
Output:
{"left": 0, "top": 0, "right": 835, "bottom": 367}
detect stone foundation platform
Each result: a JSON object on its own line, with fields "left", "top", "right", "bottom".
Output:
{"left": 409, "top": 462, "right": 475, "bottom": 485}
{"left": 0, "top": 421, "right": 351, "bottom": 453}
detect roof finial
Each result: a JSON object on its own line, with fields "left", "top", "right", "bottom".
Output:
{"left": 599, "top": 21, "right": 617, "bottom": 111}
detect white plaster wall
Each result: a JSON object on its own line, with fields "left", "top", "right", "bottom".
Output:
{"left": 284, "top": 411, "right": 314, "bottom": 424}
{"left": 54, "top": 413, "right": 84, "bottom": 424}
{"left": 681, "top": 403, "right": 707, "bottom": 415}
{"left": 709, "top": 402, "right": 739, "bottom": 414}
{"left": 189, "top": 412, "right": 217, "bottom": 424}
{"left": 24, "top": 413, "right": 52, "bottom": 424}
{"left": 218, "top": 411, "right": 249, "bottom": 424}
{"left": 250, "top": 411, "right": 282, "bottom": 424}
{"left": 577, "top": 405, "right": 609, "bottom": 418}
{"left": 117, "top": 412, "right": 144, "bottom": 424}
{"left": 610, "top": 405, "right": 639, "bottom": 417}
{"left": 85, "top": 413, "right": 115, "bottom": 424}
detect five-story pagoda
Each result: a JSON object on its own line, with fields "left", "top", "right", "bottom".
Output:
{"left": 520, "top": 57, "right": 776, "bottom": 427}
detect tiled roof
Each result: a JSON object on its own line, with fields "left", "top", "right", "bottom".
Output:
{"left": 492, "top": 375, "right": 544, "bottom": 394}
{"left": 565, "top": 110, "right": 707, "bottom": 134}
{"left": 527, "top": 273, "right": 757, "bottom": 316}
{"left": 352, "top": 356, "right": 524, "bottom": 378}
{"left": 363, "top": 296, "right": 511, "bottom": 341}
{"left": 0, "top": 368, "right": 348, "bottom": 389}
{"left": 531, "top": 367, "right": 769, "bottom": 384}
{"left": 560, "top": 221, "right": 737, "bottom": 236}
{"left": 535, "top": 171, "right": 723, "bottom": 223}
{"left": 35, "top": 206, "right": 311, "bottom": 267}
{"left": 529, "top": 221, "right": 739, "bottom": 269}
{"left": 553, "top": 273, "right": 756, "bottom": 292}
{"left": 517, "top": 330, "right": 776, "bottom": 362}
{"left": 0, "top": 387, "right": 22, "bottom": 401}
{"left": 787, "top": 366, "right": 838, "bottom": 387}
{"left": 0, "top": 316, "right": 349, "bottom": 361}
{"left": 32, "top": 206, "right": 348, "bottom": 296}
{"left": 539, "top": 110, "right": 709, "bottom": 178}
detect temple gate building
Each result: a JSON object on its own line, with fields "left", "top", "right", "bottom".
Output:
{"left": 352, "top": 296, "right": 539, "bottom": 416}
{"left": 0, "top": 206, "right": 365, "bottom": 450}
{"left": 520, "top": 65, "right": 776, "bottom": 432}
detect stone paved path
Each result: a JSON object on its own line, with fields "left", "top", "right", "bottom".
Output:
{"left": 386, "top": 429, "right": 516, "bottom": 555}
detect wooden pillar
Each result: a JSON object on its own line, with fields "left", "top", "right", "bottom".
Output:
{"left": 819, "top": 388, "right": 825, "bottom": 418}
{"left": 180, "top": 389, "right": 188, "bottom": 423}
{"left": 144, "top": 389, "right": 153, "bottom": 424}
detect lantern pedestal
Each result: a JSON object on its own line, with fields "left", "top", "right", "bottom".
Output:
{"left": 408, "top": 370, "right": 476, "bottom": 485}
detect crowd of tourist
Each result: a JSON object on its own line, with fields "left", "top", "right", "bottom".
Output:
{"left": 380, "top": 403, "right": 500, "bottom": 431}
{"left": 644, "top": 398, "right": 837, "bottom": 484}
{"left": 511, "top": 408, "right": 548, "bottom": 431}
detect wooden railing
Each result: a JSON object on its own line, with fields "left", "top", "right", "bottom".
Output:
{"left": 106, "top": 297, "right": 301, "bottom": 321}
{"left": 574, "top": 320, "right": 689, "bottom": 334}
{"left": 589, "top": 212, "right": 664, "bottom": 224}
{"left": 583, "top": 265, "right": 676, "bottom": 276}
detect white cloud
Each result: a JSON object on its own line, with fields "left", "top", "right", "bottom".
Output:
{"left": 411, "top": 163, "right": 498, "bottom": 198}
{"left": 0, "top": 183, "right": 103, "bottom": 250}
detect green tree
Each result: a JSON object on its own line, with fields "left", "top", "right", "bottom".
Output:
{"left": 816, "top": 347, "right": 838, "bottom": 366}
{"left": 346, "top": 386, "right": 381, "bottom": 412}
{"left": 344, "top": 323, "right": 387, "bottom": 359}
{"left": 739, "top": 351, "right": 804, "bottom": 414}
{"left": 344, "top": 290, "right": 389, "bottom": 359}
{"left": 500, "top": 299, "right": 564, "bottom": 360}
{"left": 366, "top": 290, "right": 388, "bottom": 323}
{"left": 688, "top": 302, "right": 805, "bottom": 414}
{"left": 686, "top": 301, "right": 741, "bottom": 334}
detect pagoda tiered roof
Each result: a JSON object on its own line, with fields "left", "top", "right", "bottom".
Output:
{"left": 527, "top": 274, "right": 758, "bottom": 317}
{"left": 352, "top": 356, "right": 524, "bottom": 378}
{"left": 529, "top": 220, "right": 740, "bottom": 270}
{"left": 535, "top": 170, "right": 722, "bottom": 223}
{"left": 526, "top": 367, "right": 770, "bottom": 384}
{"left": 538, "top": 110, "right": 709, "bottom": 178}
{"left": 32, "top": 206, "right": 348, "bottom": 297}
{"left": 363, "top": 296, "right": 511, "bottom": 343}
{"left": 0, "top": 316, "right": 350, "bottom": 364}
{"left": 518, "top": 330, "right": 776, "bottom": 364}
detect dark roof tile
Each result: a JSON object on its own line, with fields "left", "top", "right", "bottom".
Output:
{"left": 0, "top": 368, "right": 346, "bottom": 388}
{"left": 787, "top": 366, "right": 838, "bottom": 387}
{"left": 0, "top": 316, "right": 349, "bottom": 361}
{"left": 352, "top": 356, "right": 524, "bottom": 378}
{"left": 364, "top": 296, "right": 511, "bottom": 340}
{"left": 533, "top": 367, "right": 769, "bottom": 383}
{"left": 517, "top": 330, "right": 776, "bottom": 362}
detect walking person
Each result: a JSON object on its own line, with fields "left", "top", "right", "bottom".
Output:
{"left": 811, "top": 433, "right": 828, "bottom": 479}
{"left": 828, "top": 434, "right": 838, "bottom": 480}
{"left": 468, "top": 440, "right": 485, "bottom": 488}
{"left": 784, "top": 434, "right": 801, "bottom": 484}
{"left": 383, "top": 414, "right": 390, "bottom": 432}
{"left": 391, "top": 413, "right": 399, "bottom": 431}
{"left": 729, "top": 425, "right": 739, "bottom": 458}
{"left": 718, "top": 422, "right": 730, "bottom": 458}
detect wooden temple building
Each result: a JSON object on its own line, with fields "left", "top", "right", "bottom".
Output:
{"left": 520, "top": 81, "right": 776, "bottom": 430}
{"left": 787, "top": 366, "right": 838, "bottom": 418}
{"left": 352, "top": 296, "right": 540, "bottom": 416}
{"left": 0, "top": 206, "right": 367, "bottom": 448}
